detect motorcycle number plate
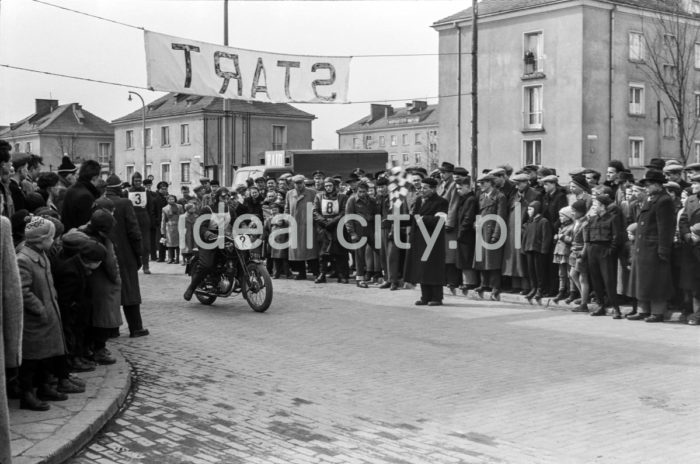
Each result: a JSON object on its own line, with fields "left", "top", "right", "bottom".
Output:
{"left": 233, "top": 234, "right": 254, "bottom": 250}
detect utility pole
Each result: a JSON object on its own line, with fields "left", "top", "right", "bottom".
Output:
{"left": 222, "top": 0, "right": 229, "bottom": 186}
{"left": 128, "top": 91, "right": 147, "bottom": 177}
{"left": 471, "top": 1, "right": 478, "bottom": 178}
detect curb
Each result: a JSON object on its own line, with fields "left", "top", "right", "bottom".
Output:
{"left": 11, "top": 350, "right": 131, "bottom": 464}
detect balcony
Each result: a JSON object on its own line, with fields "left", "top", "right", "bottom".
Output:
{"left": 522, "top": 111, "right": 544, "bottom": 132}
{"left": 522, "top": 53, "right": 546, "bottom": 80}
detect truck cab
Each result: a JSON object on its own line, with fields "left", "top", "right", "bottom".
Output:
{"left": 230, "top": 166, "right": 293, "bottom": 188}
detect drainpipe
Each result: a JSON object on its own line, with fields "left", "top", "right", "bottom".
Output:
{"left": 456, "top": 21, "right": 462, "bottom": 167}
{"left": 609, "top": 5, "right": 616, "bottom": 163}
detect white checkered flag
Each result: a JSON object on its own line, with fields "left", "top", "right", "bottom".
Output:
{"left": 387, "top": 166, "right": 410, "bottom": 213}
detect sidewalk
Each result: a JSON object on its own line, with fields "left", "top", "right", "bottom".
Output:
{"left": 9, "top": 350, "right": 131, "bottom": 464}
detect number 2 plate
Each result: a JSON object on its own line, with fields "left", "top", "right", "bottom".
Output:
{"left": 233, "top": 234, "right": 254, "bottom": 250}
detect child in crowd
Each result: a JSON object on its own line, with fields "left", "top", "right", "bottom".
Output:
{"left": 623, "top": 223, "right": 639, "bottom": 318}
{"left": 17, "top": 216, "right": 68, "bottom": 411}
{"left": 521, "top": 201, "right": 552, "bottom": 302}
{"left": 161, "top": 194, "right": 183, "bottom": 264}
{"left": 568, "top": 200, "right": 591, "bottom": 310}
{"left": 552, "top": 206, "right": 575, "bottom": 303}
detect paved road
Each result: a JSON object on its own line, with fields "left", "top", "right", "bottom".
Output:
{"left": 68, "top": 263, "right": 700, "bottom": 464}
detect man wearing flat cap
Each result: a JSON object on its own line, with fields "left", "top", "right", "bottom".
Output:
{"left": 285, "top": 174, "right": 320, "bottom": 280}
{"left": 473, "top": 172, "right": 508, "bottom": 300}
{"left": 404, "top": 177, "right": 449, "bottom": 306}
{"left": 627, "top": 170, "right": 676, "bottom": 323}
{"left": 663, "top": 163, "right": 690, "bottom": 191}
{"left": 680, "top": 173, "right": 700, "bottom": 324}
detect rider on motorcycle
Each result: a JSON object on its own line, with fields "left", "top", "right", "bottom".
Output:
{"left": 183, "top": 187, "right": 246, "bottom": 301}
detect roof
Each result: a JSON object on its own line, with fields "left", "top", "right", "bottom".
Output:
{"left": 112, "top": 92, "right": 316, "bottom": 124}
{"left": 433, "top": 0, "right": 689, "bottom": 26}
{"left": 337, "top": 103, "right": 439, "bottom": 134}
{"left": 0, "top": 103, "right": 112, "bottom": 138}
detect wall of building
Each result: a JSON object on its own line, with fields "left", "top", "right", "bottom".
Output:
{"left": 247, "top": 116, "right": 312, "bottom": 166}
{"left": 113, "top": 116, "right": 206, "bottom": 193}
{"left": 3, "top": 133, "right": 113, "bottom": 172}
{"left": 338, "top": 126, "right": 439, "bottom": 168}
{"left": 439, "top": 4, "right": 585, "bottom": 178}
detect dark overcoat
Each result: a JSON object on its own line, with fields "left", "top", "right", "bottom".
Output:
{"left": 456, "top": 191, "right": 477, "bottom": 270}
{"left": 105, "top": 191, "right": 142, "bottom": 306}
{"left": 679, "top": 194, "right": 700, "bottom": 291}
{"left": 631, "top": 190, "right": 675, "bottom": 301}
{"left": 403, "top": 193, "right": 448, "bottom": 286}
{"left": 521, "top": 215, "right": 553, "bottom": 254}
{"left": 542, "top": 187, "right": 568, "bottom": 231}
{"left": 17, "top": 245, "right": 66, "bottom": 359}
{"left": 503, "top": 187, "right": 541, "bottom": 276}
{"left": 473, "top": 189, "right": 508, "bottom": 271}
{"left": 61, "top": 179, "right": 99, "bottom": 231}
{"left": 285, "top": 187, "right": 319, "bottom": 261}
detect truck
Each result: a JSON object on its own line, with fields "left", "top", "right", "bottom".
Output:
{"left": 231, "top": 149, "right": 388, "bottom": 188}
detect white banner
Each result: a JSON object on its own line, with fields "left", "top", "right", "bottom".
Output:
{"left": 144, "top": 31, "right": 351, "bottom": 103}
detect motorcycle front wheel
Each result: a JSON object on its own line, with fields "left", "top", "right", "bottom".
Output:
{"left": 242, "top": 262, "right": 273, "bottom": 312}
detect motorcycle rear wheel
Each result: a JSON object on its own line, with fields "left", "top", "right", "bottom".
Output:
{"left": 243, "top": 263, "right": 273, "bottom": 312}
{"left": 195, "top": 291, "right": 217, "bottom": 305}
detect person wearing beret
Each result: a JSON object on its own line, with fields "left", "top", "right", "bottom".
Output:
{"left": 678, "top": 173, "right": 700, "bottom": 324}
{"left": 104, "top": 175, "right": 149, "bottom": 338}
{"left": 285, "top": 175, "right": 320, "bottom": 280}
{"left": 625, "top": 170, "right": 676, "bottom": 322}
{"left": 472, "top": 172, "right": 508, "bottom": 300}
{"left": 403, "top": 176, "right": 449, "bottom": 306}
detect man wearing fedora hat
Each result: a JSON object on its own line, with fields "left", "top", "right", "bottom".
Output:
{"left": 678, "top": 173, "right": 700, "bottom": 324}
{"left": 626, "top": 170, "right": 675, "bottom": 322}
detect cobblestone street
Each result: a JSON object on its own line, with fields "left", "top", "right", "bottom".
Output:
{"left": 67, "top": 263, "right": 700, "bottom": 464}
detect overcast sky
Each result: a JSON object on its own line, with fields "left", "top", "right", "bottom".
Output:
{"left": 0, "top": 0, "right": 468, "bottom": 149}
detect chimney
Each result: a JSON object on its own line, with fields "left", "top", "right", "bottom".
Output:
{"left": 411, "top": 100, "right": 428, "bottom": 112}
{"left": 35, "top": 99, "right": 59, "bottom": 116}
{"left": 370, "top": 104, "right": 393, "bottom": 122}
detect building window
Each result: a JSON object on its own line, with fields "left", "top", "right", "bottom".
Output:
{"left": 402, "top": 134, "right": 408, "bottom": 145}
{"left": 126, "top": 165, "right": 134, "bottom": 180}
{"left": 161, "top": 126, "right": 170, "bottom": 146}
{"left": 25, "top": 142, "right": 32, "bottom": 153}
{"left": 414, "top": 133, "right": 421, "bottom": 144}
{"left": 695, "top": 43, "right": 700, "bottom": 69}
{"left": 524, "top": 31, "right": 543, "bottom": 74}
{"left": 629, "top": 84, "right": 645, "bottom": 115}
{"left": 379, "top": 136, "right": 385, "bottom": 147}
{"left": 145, "top": 163, "right": 152, "bottom": 178}
{"left": 353, "top": 137, "right": 360, "bottom": 149}
{"left": 523, "top": 85, "right": 543, "bottom": 129}
{"left": 629, "top": 138, "right": 644, "bottom": 167}
{"left": 663, "top": 64, "right": 676, "bottom": 83}
{"left": 180, "top": 162, "right": 190, "bottom": 183}
{"left": 126, "top": 130, "right": 134, "bottom": 149}
{"left": 390, "top": 135, "right": 397, "bottom": 146}
{"left": 402, "top": 153, "right": 409, "bottom": 163}
{"left": 695, "top": 92, "right": 700, "bottom": 118}
{"left": 98, "top": 143, "right": 111, "bottom": 165}
{"left": 364, "top": 135, "right": 372, "bottom": 148}
{"left": 143, "top": 128, "right": 152, "bottom": 148}
{"left": 390, "top": 154, "right": 399, "bottom": 167}
{"left": 272, "top": 125, "right": 286, "bottom": 151}
{"left": 523, "top": 140, "right": 542, "bottom": 165}
{"left": 694, "top": 141, "right": 700, "bottom": 163}
{"left": 161, "top": 163, "right": 170, "bottom": 184}
{"left": 180, "top": 124, "right": 190, "bottom": 145}
{"left": 629, "top": 32, "right": 645, "bottom": 62}
{"left": 14, "top": 143, "right": 19, "bottom": 152}
{"left": 663, "top": 117, "right": 678, "bottom": 138}
{"left": 414, "top": 152, "right": 422, "bottom": 164}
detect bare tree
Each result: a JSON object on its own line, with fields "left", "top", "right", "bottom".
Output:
{"left": 638, "top": 0, "right": 700, "bottom": 163}
{"left": 55, "top": 133, "right": 81, "bottom": 158}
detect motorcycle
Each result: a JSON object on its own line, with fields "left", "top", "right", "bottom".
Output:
{"left": 185, "top": 234, "right": 273, "bottom": 312}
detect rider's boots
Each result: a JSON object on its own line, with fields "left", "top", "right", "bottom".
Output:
{"left": 184, "top": 269, "right": 207, "bottom": 301}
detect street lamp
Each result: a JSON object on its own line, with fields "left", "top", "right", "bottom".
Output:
{"left": 128, "top": 91, "right": 147, "bottom": 177}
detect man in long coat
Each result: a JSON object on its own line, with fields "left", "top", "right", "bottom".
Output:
{"left": 61, "top": 160, "right": 102, "bottom": 231}
{"left": 405, "top": 177, "right": 448, "bottom": 306}
{"left": 455, "top": 177, "right": 478, "bottom": 291}
{"left": 438, "top": 162, "right": 461, "bottom": 292}
{"left": 285, "top": 175, "right": 319, "bottom": 280}
{"left": 1, "top": 215, "right": 22, "bottom": 463}
{"left": 473, "top": 172, "right": 508, "bottom": 300}
{"left": 105, "top": 175, "right": 149, "bottom": 338}
{"left": 627, "top": 170, "right": 676, "bottom": 322}
{"left": 680, "top": 173, "right": 700, "bottom": 325}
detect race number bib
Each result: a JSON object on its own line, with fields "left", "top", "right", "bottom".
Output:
{"left": 321, "top": 199, "right": 339, "bottom": 216}
{"left": 233, "top": 234, "right": 254, "bottom": 250}
{"left": 128, "top": 191, "right": 148, "bottom": 207}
